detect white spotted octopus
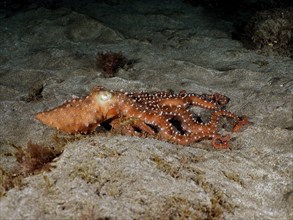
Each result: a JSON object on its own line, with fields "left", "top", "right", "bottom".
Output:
{"left": 36, "top": 86, "right": 249, "bottom": 148}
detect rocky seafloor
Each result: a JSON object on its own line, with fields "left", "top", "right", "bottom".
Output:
{"left": 0, "top": 0, "right": 292, "bottom": 219}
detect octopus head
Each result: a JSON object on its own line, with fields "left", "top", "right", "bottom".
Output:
{"left": 91, "top": 86, "right": 119, "bottom": 120}
{"left": 96, "top": 89, "right": 114, "bottom": 104}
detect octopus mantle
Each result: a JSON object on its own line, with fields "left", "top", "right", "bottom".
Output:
{"left": 36, "top": 86, "right": 249, "bottom": 148}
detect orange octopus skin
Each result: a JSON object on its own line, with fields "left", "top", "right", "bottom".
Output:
{"left": 35, "top": 86, "right": 249, "bottom": 148}
{"left": 35, "top": 87, "right": 119, "bottom": 133}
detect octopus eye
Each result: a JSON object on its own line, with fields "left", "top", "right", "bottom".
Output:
{"left": 98, "top": 92, "right": 112, "bottom": 102}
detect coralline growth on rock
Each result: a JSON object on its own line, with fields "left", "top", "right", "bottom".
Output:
{"left": 245, "top": 7, "right": 293, "bottom": 58}
{"left": 14, "top": 141, "right": 62, "bottom": 174}
{"left": 0, "top": 141, "right": 63, "bottom": 196}
{"left": 96, "top": 51, "right": 127, "bottom": 77}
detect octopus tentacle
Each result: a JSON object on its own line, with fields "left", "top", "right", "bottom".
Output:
{"left": 127, "top": 90, "right": 220, "bottom": 110}
{"left": 117, "top": 104, "right": 212, "bottom": 146}
{"left": 199, "top": 93, "right": 230, "bottom": 106}
{"left": 158, "top": 96, "right": 218, "bottom": 110}
{"left": 212, "top": 134, "right": 231, "bottom": 149}
{"left": 209, "top": 110, "right": 250, "bottom": 133}
{"left": 232, "top": 116, "right": 250, "bottom": 132}
{"left": 110, "top": 117, "right": 156, "bottom": 136}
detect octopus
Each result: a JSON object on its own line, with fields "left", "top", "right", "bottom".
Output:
{"left": 35, "top": 86, "right": 249, "bottom": 149}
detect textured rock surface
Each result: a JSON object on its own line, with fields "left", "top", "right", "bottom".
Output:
{"left": 0, "top": 0, "right": 292, "bottom": 219}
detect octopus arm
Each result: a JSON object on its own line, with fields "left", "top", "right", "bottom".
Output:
{"left": 158, "top": 96, "right": 218, "bottom": 110}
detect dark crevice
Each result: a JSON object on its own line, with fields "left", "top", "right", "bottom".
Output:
{"left": 168, "top": 117, "right": 185, "bottom": 135}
